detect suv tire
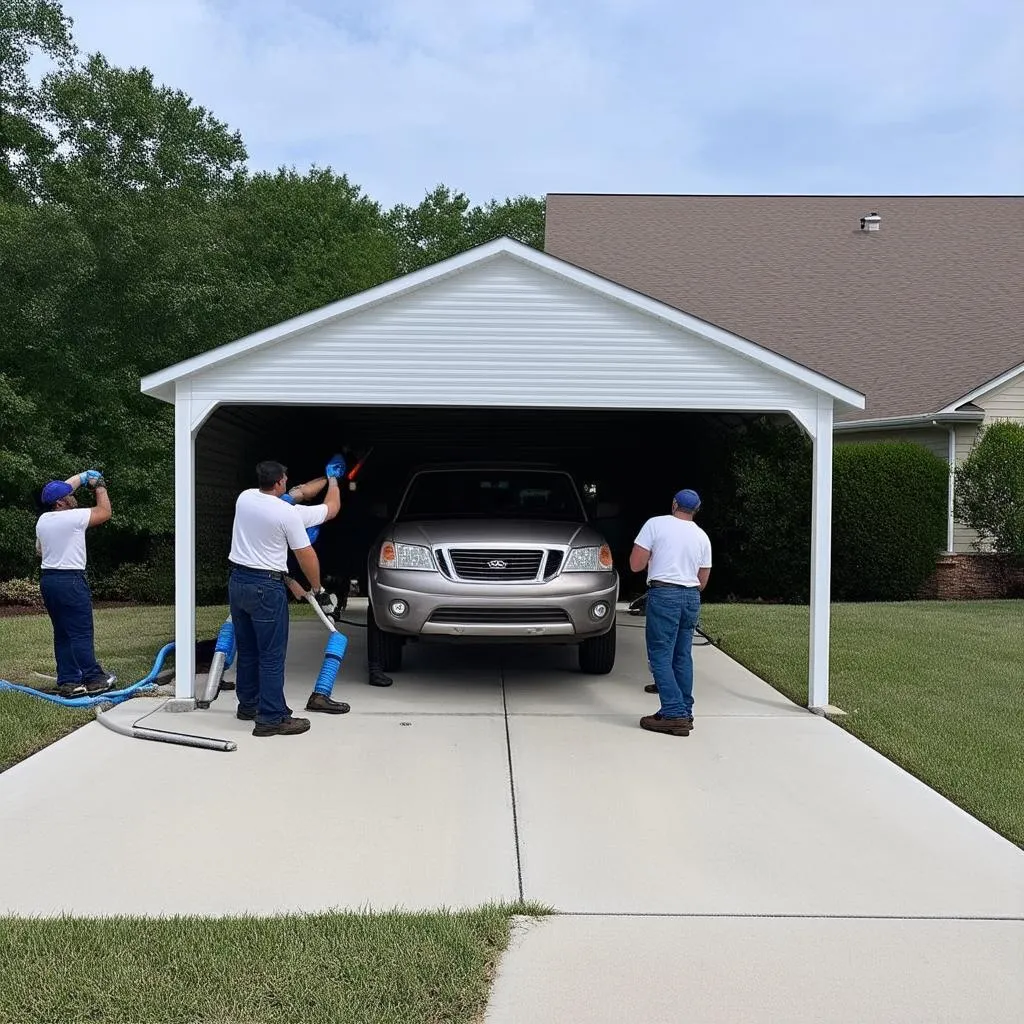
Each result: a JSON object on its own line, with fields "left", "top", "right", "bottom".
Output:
{"left": 578, "top": 627, "right": 616, "bottom": 675}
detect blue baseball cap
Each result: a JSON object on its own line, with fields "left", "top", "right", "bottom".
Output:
{"left": 41, "top": 480, "right": 73, "bottom": 505}
{"left": 673, "top": 488, "right": 701, "bottom": 512}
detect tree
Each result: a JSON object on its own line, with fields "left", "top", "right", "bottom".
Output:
{"left": 217, "top": 167, "right": 398, "bottom": 333}
{"left": 388, "top": 184, "right": 545, "bottom": 274}
{"left": 0, "top": 0, "right": 76, "bottom": 200}
{"left": 955, "top": 421, "right": 1024, "bottom": 558}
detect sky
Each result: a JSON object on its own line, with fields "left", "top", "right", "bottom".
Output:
{"left": 58, "top": 0, "right": 1023, "bottom": 207}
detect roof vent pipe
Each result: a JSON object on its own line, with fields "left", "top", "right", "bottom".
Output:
{"left": 860, "top": 212, "right": 881, "bottom": 232}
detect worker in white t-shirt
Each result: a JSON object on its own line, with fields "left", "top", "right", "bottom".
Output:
{"left": 228, "top": 459, "right": 340, "bottom": 736}
{"left": 35, "top": 471, "right": 117, "bottom": 698}
{"left": 629, "top": 488, "right": 712, "bottom": 737}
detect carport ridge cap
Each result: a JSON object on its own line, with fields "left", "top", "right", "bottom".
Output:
{"left": 139, "top": 236, "right": 865, "bottom": 411}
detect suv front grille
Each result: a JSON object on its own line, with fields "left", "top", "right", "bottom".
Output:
{"left": 429, "top": 607, "right": 570, "bottom": 624}
{"left": 448, "top": 549, "right": 543, "bottom": 581}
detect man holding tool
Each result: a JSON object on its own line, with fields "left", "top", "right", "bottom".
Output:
{"left": 281, "top": 451, "right": 395, "bottom": 688}
{"left": 35, "top": 470, "right": 117, "bottom": 698}
{"left": 278, "top": 456, "right": 352, "bottom": 715}
{"left": 629, "top": 488, "right": 712, "bottom": 737}
{"left": 228, "top": 460, "right": 337, "bottom": 736}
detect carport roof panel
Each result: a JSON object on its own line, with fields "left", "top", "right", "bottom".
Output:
{"left": 140, "top": 237, "right": 865, "bottom": 412}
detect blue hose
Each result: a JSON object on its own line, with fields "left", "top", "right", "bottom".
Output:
{"left": 214, "top": 619, "right": 237, "bottom": 669}
{"left": 313, "top": 632, "right": 348, "bottom": 696}
{"left": 0, "top": 643, "right": 175, "bottom": 709}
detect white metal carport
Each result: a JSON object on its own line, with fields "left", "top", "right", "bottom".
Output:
{"left": 140, "top": 237, "right": 865, "bottom": 710}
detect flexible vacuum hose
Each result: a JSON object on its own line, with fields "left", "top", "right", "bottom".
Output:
{"left": 96, "top": 701, "right": 236, "bottom": 752}
{"left": 0, "top": 643, "right": 236, "bottom": 753}
{"left": 0, "top": 643, "right": 176, "bottom": 708}
{"left": 313, "top": 632, "right": 348, "bottom": 696}
{"left": 196, "top": 617, "right": 236, "bottom": 708}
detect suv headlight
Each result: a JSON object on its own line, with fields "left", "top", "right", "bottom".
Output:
{"left": 378, "top": 541, "right": 434, "bottom": 571}
{"left": 563, "top": 544, "right": 614, "bottom": 572}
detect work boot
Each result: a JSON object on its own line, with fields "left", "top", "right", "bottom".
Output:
{"left": 640, "top": 713, "right": 692, "bottom": 736}
{"left": 253, "top": 716, "right": 311, "bottom": 737}
{"left": 368, "top": 668, "right": 393, "bottom": 687}
{"left": 56, "top": 682, "right": 87, "bottom": 698}
{"left": 644, "top": 683, "right": 658, "bottom": 694}
{"left": 84, "top": 673, "right": 116, "bottom": 695}
{"left": 236, "top": 707, "right": 257, "bottom": 721}
{"left": 305, "top": 692, "right": 351, "bottom": 714}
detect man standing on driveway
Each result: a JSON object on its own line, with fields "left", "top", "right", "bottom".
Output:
{"left": 35, "top": 471, "right": 117, "bottom": 698}
{"left": 629, "top": 488, "right": 712, "bottom": 737}
{"left": 228, "top": 460, "right": 335, "bottom": 737}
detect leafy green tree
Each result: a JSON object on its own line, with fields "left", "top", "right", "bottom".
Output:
{"left": 955, "top": 421, "right": 1024, "bottom": 558}
{"left": 389, "top": 184, "right": 545, "bottom": 273}
{"left": 0, "top": 0, "right": 76, "bottom": 200}
{"left": 217, "top": 167, "right": 398, "bottom": 333}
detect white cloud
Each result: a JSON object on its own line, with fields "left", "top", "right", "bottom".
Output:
{"left": 56, "top": 0, "right": 1024, "bottom": 204}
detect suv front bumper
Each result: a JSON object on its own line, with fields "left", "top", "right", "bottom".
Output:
{"left": 369, "top": 568, "right": 619, "bottom": 639}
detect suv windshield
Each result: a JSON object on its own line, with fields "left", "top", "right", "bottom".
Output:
{"left": 397, "top": 470, "right": 586, "bottom": 522}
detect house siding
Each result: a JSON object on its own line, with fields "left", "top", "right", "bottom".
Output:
{"left": 952, "top": 423, "right": 983, "bottom": 552}
{"left": 976, "top": 371, "right": 1024, "bottom": 424}
{"left": 186, "top": 256, "right": 821, "bottom": 421}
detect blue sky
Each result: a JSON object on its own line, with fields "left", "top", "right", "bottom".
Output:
{"left": 59, "top": 0, "right": 1023, "bottom": 206}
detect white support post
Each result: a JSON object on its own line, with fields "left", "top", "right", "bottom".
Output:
{"left": 172, "top": 384, "right": 197, "bottom": 707}
{"left": 808, "top": 394, "right": 834, "bottom": 710}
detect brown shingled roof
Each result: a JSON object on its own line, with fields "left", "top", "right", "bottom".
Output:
{"left": 544, "top": 195, "right": 1024, "bottom": 422}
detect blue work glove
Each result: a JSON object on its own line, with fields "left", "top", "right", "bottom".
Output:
{"left": 325, "top": 454, "right": 346, "bottom": 480}
{"left": 306, "top": 525, "right": 320, "bottom": 545}
{"left": 79, "top": 470, "right": 102, "bottom": 487}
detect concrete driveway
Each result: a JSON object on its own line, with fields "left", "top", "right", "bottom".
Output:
{"left": 0, "top": 604, "right": 1020, "bottom": 1020}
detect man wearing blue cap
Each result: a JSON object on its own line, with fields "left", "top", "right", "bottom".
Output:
{"left": 629, "top": 488, "right": 712, "bottom": 736}
{"left": 35, "top": 471, "right": 117, "bottom": 698}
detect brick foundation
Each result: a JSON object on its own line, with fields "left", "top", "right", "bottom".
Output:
{"left": 918, "top": 553, "right": 1024, "bottom": 600}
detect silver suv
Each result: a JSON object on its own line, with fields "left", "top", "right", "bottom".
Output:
{"left": 367, "top": 464, "right": 619, "bottom": 674}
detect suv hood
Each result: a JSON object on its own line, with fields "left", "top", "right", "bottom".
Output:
{"left": 388, "top": 519, "right": 601, "bottom": 547}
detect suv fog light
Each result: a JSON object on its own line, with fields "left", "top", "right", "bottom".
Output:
{"left": 590, "top": 601, "right": 609, "bottom": 620}
{"left": 390, "top": 600, "right": 409, "bottom": 617}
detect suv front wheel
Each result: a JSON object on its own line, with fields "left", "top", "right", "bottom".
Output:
{"left": 578, "top": 627, "right": 616, "bottom": 675}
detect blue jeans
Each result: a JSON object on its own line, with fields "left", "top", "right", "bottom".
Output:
{"left": 39, "top": 570, "right": 105, "bottom": 686}
{"left": 645, "top": 585, "right": 701, "bottom": 719}
{"left": 228, "top": 569, "right": 291, "bottom": 726}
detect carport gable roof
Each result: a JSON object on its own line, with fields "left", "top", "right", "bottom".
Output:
{"left": 140, "top": 237, "right": 865, "bottom": 412}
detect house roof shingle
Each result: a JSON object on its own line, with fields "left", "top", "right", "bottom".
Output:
{"left": 543, "top": 195, "right": 1024, "bottom": 422}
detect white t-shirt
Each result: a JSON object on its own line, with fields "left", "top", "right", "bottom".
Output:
{"left": 229, "top": 490, "right": 320, "bottom": 572}
{"left": 293, "top": 503, "right": 329, "bottom": 530}
{"left": 36, "top": 508, "right": 93, "bottom": 570}
{"left": 634, "top": 515, "right": 712, "bottom": 588}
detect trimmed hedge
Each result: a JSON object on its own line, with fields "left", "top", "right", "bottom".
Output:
{"left": 731, "top": 421, "right": 948, "bottom": 601}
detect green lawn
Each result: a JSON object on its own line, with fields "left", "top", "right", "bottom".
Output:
{"left": 0, "top": 904, "right": 546, "bottom": 1024}
{"left": 0, "top": 604, "right": 231, "bottom": 772}
{"left": 700, "top": 600, "right": 1024, "bottom": 847}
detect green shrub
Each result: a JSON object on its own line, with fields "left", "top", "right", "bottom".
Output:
{"left": 832, "top": 442, "right": 948, "bottom": 600}
{"left": 731, "top": 421, "right": 948, "bottom": 601}
{"left": 0, "top": 577, "right": 42, "bottom": 608}
{"left": 955, "top": 421, "right": 1024, "bottom": 558}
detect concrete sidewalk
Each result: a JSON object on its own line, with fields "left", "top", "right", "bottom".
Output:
{"left": 0, "top": 607, "right": 1020, "bottom": 1019}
